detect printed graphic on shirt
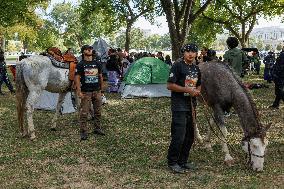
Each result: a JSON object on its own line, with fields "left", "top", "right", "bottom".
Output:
{"left": 84, "top": 68, "right": 99, "bottom": 84}
{"left": 185, "top": 68, "right": 199, "bottom": 88}
{"left": 185, "top": 75, "right": 198, "bottom": 88}
{"left": 184, "top": 68, "right": 198, "bottom": 96}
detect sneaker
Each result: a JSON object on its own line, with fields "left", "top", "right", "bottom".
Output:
{"left": 80, "top": 131, "right": 88, "bottom": 140}
{"left": 224, "top": 111, "right": 231, "bottom": 117}
{"left": 94, "top": 128, "right": 105, "bottom": 136}
{"left": 180, "top": 162, "right": 198, "bottom": 170}
{"left": 269, "top": 105, "right": 279, "bottom": 109}
{"left": 101, "top": 95, "right": 107, "bottom": 105}
{"left": 168, "top": 164, "right": 186, "bottom": 174}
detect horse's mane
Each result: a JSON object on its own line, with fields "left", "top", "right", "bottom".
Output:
{"left": 213, "top": 60, "right": 262, "bottom": 128}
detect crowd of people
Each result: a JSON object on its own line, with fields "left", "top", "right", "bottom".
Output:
{"left": 68, "top": 38, "right": 284, "bottom": 173}
{"left": 0, "top": 36, "right": 283, "bottom": 173}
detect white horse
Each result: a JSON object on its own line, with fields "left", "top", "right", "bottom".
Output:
{"left": 16, "top": 55, "right": 74, "bottom": 140}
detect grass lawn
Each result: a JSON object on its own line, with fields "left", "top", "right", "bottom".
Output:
{"left": 0, "top": 73, "right": 283, "bottom": 188}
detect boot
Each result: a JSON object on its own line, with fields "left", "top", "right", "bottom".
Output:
{"left": 80, "top": 131, "right": 88, "bottom": 140}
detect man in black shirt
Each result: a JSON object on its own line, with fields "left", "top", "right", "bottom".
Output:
{"left": 270, "top": 47, "right": 284, "bottom": 109}
{"left": 75, "top": 45, "right": 105, "bottom": 140}
{"left": 167, "top": 43, "right": 201, "bottom": 173}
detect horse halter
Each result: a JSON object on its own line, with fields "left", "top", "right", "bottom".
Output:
{"left": 245, "top": 138, "right": 265, "bottom": 167}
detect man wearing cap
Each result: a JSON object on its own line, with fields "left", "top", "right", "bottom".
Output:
{"left": 167, "top": 43, "right": 201, "bottom": 173}
{"left": 75, "top": 45, "right": 105, "bottom": 140}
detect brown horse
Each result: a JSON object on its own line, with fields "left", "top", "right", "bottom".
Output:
{"left": 198, "top": 60, "right": 270, "bottom": 171}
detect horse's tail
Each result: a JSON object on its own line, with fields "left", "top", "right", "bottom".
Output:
{"left": 15, "top": 61, "right": 28, "bottom": 134}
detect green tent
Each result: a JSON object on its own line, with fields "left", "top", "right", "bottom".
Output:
{"left": 123, "top": 57, "right": 170, "bottom": 84}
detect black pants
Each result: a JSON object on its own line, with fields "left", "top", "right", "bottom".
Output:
{"left": 0, "top": 73, "right": 14, "bottom": 92}
{"left": 254, "top": 63, "right": 260, "bottom": 75}
{"left": 167, "top": 111, "right": 195, "bottom": 166}
{"left": 272, "top": 82, "right": 284, "bottom": 107}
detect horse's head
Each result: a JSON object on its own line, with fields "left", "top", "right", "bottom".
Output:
{"left": 241, "top": 123, "right": 271, "bottom": 172}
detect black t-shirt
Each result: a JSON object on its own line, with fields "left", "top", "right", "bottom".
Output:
{"left": 167, "top": 59, "right": 201, "bottom": 111}
{"left": 75, "top": 60, "right": 102, "bottom": 92}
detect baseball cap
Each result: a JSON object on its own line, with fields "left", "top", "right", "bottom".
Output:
{"left": 181, "top": 43, "right": 198, "bottom": 53}
{"left": 81, "top": 45, "right": 93, "bottom": 53}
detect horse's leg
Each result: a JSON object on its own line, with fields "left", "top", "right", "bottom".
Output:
{"left": 213, "top": 106, "right": 234, "bottom": 165}
{"left": 204, "top": 118, "right": 214, "bottom": 152}
{"left": 26, "top": 89, "right": 42, "bottom": 140}
{"left": 194, "top": 123, "right": 203, "bottom": 143}
{"left": 51, "top": 92, "right": 67, "bottom": 130}
{"left": 220, "top": 125, "right": 234, "bottom": 166}
{"left": 22, "top": 93, "right": 28, "bottom": 138}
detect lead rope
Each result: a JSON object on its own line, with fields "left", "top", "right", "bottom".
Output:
{"left": 198, "top": 93, "right": 248, "bottom": 164}
{"left": 247, "top": 141, "right": 252, "bottom": 167}
{"left": 191, "top": 97, "right": 196, "bottom": 149}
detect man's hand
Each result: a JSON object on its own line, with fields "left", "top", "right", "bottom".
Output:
{"left": 77, "top": 91, "right": 84, "bottom": 98}
{"left": 185, "top": 88, "right": 200, "bottom": 97}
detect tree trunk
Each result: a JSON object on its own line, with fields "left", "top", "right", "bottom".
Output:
{"left": 23, "top": 39, "right": 28, "bottom": 53}
{"left": 169, "top": 32, "right": 185, "bottom": 61}
{"left": 240, "top": 38, "right": 246, "bottom": 48}
{"left": 164, "top": 9, "right": 187, "bottom": 60}
{"left": 0, "top": 36, "right": 5, "bottom": 50}
{"left": 161, "top": 0, "right": 212, "bottom": 60}
{"left": 125, "top": 23, "right": 132, "bottom": 52}
{"left": 240, "top": 22, "right": 246, "bottom": 48}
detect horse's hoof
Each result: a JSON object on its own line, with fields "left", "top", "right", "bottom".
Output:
{"left": 50, "top": 128, "right": 57, "bottom": 131}
{"left": 30, "top": 133, "right": 36, "bottom": 140}
{"left": 204, "top": 144, "right": 213, "bottom": 152}
{"left": 207, "top": 147, "right": 214, "bottom": 152}
{"left": 196, "top": 137, "right": 204, "bottom": 144}
{"left": 21, "top": 132, "right": 28, "bottom": 138}
{"left": 224, "top": 159, "right": 235, "bottom": 167}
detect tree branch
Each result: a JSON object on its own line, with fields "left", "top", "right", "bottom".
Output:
{"left": 181, "top": 0, "right": 192, "bottom": 39}
{"left": 173, "top": 0, "right": 181, "bottom": 32}
{"left": 125, "top": 2, "right": 134, "bottom": 17}
{"left": 219, "top": 0, "right": 241, "bottom": 20}
{"left": 202, "top": 12, "right": 240, "bottom": 39}
{"left": 190, "top": 0, "right": 213, "bottom": 22}
{"left": 245, "top": 14, "right": 257, "bottom": 41}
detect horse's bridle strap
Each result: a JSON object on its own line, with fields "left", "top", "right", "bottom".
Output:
{"left": 251, "top": 153, "right": 265, "bottom": 158}
{"left": 248, "top": 141, "right": 265, "bottom": 160}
